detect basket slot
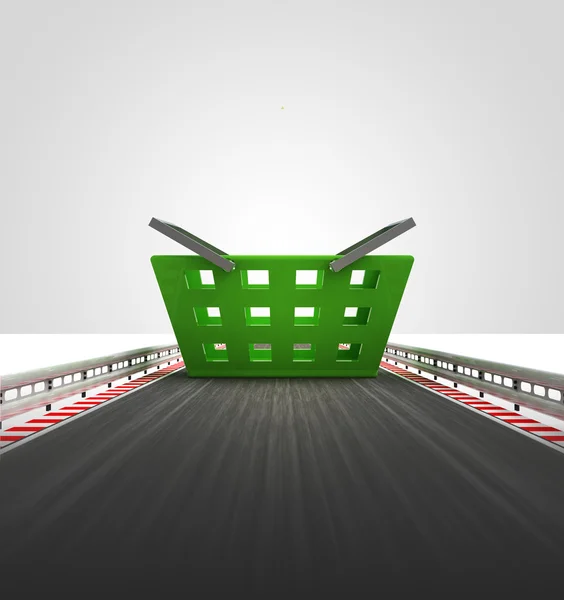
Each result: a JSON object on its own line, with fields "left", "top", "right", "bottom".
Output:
{"left": 186, "top": 270, "right": 216, "bottom": 289}
{"left": 296, "top": 270, "right": 324, "bottom": 289}
{"left": 337, "top": 343, "right": 362, "bottom": 361}
{"left": 293, "top": 343, "right": 315, "bottom": 362}
{"left": 245, "top": 307, "right": 271, "bottom": 326}
{"left": 193, "top": 307, "right": 222, "bottom": 326}
{"left": 294, "top": 307, "right": 321, "bottom": 326}
{"left": 241, "top": 270, "right": 270, "bottom": 289}
{"left": 249, "top": 344, "right": 272, "bottom": 362}
{"left": 343, "top": 307, "right": 371, "bottom": 326}
{"left": 203, "top": 343, "right": 229, "bottom": 362}
{"left": 349, "top": 270, "right": 380, "bottom": 289}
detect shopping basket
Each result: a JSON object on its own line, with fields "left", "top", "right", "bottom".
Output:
{"left": 149, "top": 217, "right": 415, "bottom": 377}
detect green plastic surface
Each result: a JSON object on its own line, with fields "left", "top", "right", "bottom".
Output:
{"left": 151, "top": 255, "right": 414, "bottom": 377}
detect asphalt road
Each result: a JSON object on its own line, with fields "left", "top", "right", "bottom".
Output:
{"left": 1, "top": 369, "right": 564, "bottom": 593}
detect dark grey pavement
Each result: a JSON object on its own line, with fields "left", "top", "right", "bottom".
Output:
{"left": 1, "top": 369, "right": 564, "bottom": 592}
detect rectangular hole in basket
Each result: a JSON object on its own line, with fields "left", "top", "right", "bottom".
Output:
{"left": 293, "top": 343, "right": 315, "bottom": 362}
{"left": 185, "top": 270, "right": 216, "bottom": 289}
{"left": 343, "top": 306, "right": 371, "bottom": 326}
{"left": 241, "top": 270, "right": 269, "bottom": 289}
{"left": 249, "top": 343, "right": 272, "bottom": 362}
{"left": 294, "top": 307, "right": 320, "bottom": 326}
{"left": 336, "top": 343, "right": 362, "bottom": 362}
{"left": 245, "top": 307, "right": 271, "bottom": 326}
{"left": 202, "top": 343, "right": 229, "bottom": 362}
{"left": 349, "top": 270, "right": 380, "bottom": 289}
{"left": 296, "top": 270, "right": 324, "bottom": 289}
{"left": 193, "top": 307, "right": 223, "bottom": 326}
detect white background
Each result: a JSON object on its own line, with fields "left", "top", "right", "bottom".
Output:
{"left": 1, "top": 334, "right": 562, "bottom": 376}
{"left": 2, "top": 0, "right": 563, "bottom": 334}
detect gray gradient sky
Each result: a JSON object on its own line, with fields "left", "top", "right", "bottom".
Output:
{"left": 1, "top": 0, "right": 563, "bottom": 333}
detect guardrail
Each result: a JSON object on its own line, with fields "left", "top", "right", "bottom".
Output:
{"left": 0, "top": 344, "right": 181, "bottom": 422}
{"left": 384, "top": 343, "right": 564, "bottom": 418}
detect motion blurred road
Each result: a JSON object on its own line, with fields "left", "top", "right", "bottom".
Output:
{"left": 1, "top": 369, "right": 564, "bottom": 591}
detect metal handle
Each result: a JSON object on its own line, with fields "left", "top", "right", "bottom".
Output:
{"left": 149, "top": 217, "right": 236, "bottom": 272}
{"left": 329, "top": 217, "right": 416, "bottom": 272}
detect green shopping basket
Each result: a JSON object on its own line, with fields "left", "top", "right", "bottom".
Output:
{"left": 150, "top": 217, "right": 415, "bottom": 377}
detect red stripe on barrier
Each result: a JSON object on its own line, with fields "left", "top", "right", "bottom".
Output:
{"left": 73, "top": 402, "right": 104, "bottom": 405}
{"left": 518, "top": 425, "right": 561, "bottom": 432}
{"left": 44, "top": 411, "right": 86, "bottom": 416}
{"left": 491, "top": 412, "right": 522, "bottom": 418}
{"left": 381, "top": 361, "right": 564, "bottom": 448}
{"left": 6, "top": 426, "right": 47, "bottom": 432}
{"left": 0, "top": 361, "right": 185, "bottom": 449}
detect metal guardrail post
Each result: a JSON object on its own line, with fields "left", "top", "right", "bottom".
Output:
{"left": 383, "top": 343, "right": 564, "bottom": 418}
{"left": 0, "top": 344, "right": 181, "bottom": 421}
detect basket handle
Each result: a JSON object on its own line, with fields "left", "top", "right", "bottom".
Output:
{"left": 149, "top": 217, "right": 236, "bottom": 272}
{"left": 329, "top": 217, "right": 416, "bottom": 272}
